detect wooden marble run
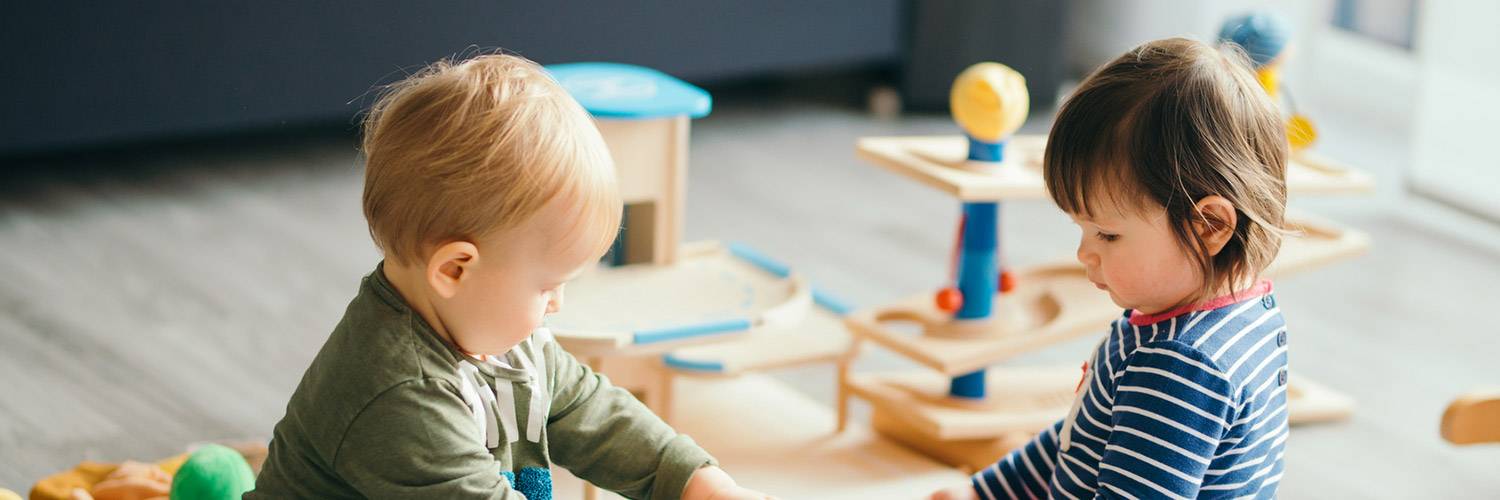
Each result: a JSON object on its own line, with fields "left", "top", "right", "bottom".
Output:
{"left": 543, "top": 63, "right": 852, "bottom": 416}
{"left": 836, "top": 60, "right": 1372, "bottom": 471}
{"left": 545, "top": 61, "right": 862, "bottom": 499}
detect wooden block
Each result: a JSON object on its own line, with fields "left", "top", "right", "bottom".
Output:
{"left": 551, "top": 375, "right": 969, "bottom": 499}
{"left": 844, "top": 366, "right": 1078, "bottom": 441}
{"left": 855, "top": 135, "right": 1374, "bottom": 202}
{"left": 1441, "top": 390, "right": 1500, "bottom": 445}
{"left": 871, "top": 411, "right": 1034, "bottom": 474}
{"left": 596, "top": 116, "right": 691, "bottom": 265}
{"left": 855, "top": 135, "right": 1046, "bottom": 201}
{"left": 1287, "top": 373, "right": 1356, "bottom": 425}
{"left": 844, "top": 262, "right": 1117, "bottom": 376}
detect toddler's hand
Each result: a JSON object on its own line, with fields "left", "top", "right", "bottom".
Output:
{"left": 928, "top": 483, "right": 979, "bottom": 500}
{"left": 684, "top": 466, "right": 776, "bottom": 500}
{"left": 706, "top": 484, "right": 776, "bottom": 500}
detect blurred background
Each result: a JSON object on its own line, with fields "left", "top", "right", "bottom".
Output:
{"left": 2, "top": 0, "right": 1496, "bottom": 497}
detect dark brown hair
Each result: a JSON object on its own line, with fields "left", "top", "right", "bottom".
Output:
{"left": 1044, "top": 37, "right": 1290, "bottom": 303}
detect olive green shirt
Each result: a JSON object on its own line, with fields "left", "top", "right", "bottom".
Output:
{"left": 248, "top": 264, "right": 715, "bottom": 499}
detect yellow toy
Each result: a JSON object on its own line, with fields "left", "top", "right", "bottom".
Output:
{"left": 29, "top": 456, "right": 185, "bottom": 500}
{"left": 1219, "top": 10, "right": 1319, "bottom": 151}
{"left": 950, "top": 62, "right": 1028, "bottom": 163}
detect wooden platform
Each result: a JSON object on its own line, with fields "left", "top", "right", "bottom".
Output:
{"left": 856, "top": 135, "right": 1376, "bottom": 201}
{"left": 552, "top": 375, "right": 968, "bottom": 499}
{"left": 549, "top": 241, "right": 812, "bottom": 357}
{"left": 843, "top": 216, "right": 1369, "bottom": 377}
{"left": 844, "top": 262, "right": 1116, "bottom": 376}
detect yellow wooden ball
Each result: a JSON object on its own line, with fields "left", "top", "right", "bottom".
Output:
{"left": 950, "top": 62, "right": 1030, "bottom": 142}
{"left": 1287, "top": 114, "right": 1317, "bottom": 150}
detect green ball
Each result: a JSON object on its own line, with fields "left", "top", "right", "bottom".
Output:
{"left": 170, "top": 444, "right": 256, "bottom": 500}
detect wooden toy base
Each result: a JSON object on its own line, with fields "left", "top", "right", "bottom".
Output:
{"left": 843, "top": 366, "right": 1078, "bottom": 441}
{"left": 871, "top": 412, "right": 1034, "bottom": 474}
{"left": 1286, "top": 372, "right": 1356, "bottom": 425}
{"left": 844, "top": 366, "right": 1074, "bottom": 472}
{"left": 844, "top": 366, "right": 1355, "bottom": 470}
{"left": 552, "top": 375, "right": 968, "bottom": 499}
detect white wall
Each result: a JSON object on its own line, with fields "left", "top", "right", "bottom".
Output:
{"left": 1409, "top": 2, "right": 1500, "bottom": 220}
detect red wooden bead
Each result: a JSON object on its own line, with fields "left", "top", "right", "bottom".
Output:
{"left": 935, "top": 287, "right": 964, "bottom": 313}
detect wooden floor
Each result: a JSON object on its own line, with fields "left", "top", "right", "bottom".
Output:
{"left": 2, "top": 92, "right": 1498, "bottom": 497}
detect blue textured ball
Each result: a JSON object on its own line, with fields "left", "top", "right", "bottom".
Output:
{"left": 1220, "top": 11, "right": 1291, "bottom": 68}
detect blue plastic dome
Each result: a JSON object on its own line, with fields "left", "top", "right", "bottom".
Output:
{"left": 546, "top": 62, "right": 711, "bottom": 120}
{"left": 1219, "top": 11, "right": 1291, "bottom": 68}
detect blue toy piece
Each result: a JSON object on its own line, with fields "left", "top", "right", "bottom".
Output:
{"left": 1219, "top": 11, "right": 1291, "bottom": 68}
{"left": 967, "top": 136, "right": 1004, "bottom": 163}
{"left": 955, "top": 202, "right": 1000, "bottom": 321}
{"left": 728, "top": 242, "right": 792, "bottom": 278}
{"left": 950, "top": 200, "right": 999, "bottom": 398}
{"left": 944, "top": 135, "right": 1013, "bottom": 398}
{"left": 633, "top": 318, "right": 755, "bottom": 345}
{"left": 546, "top": 62, "right": 712, "bottom": 120}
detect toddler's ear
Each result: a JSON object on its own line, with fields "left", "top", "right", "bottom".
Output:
{"left": 426, "top": 241, "right": 479, "bottom": 299}
{"left": 1194, "top": 195, "right": 1238, "bottom": 256}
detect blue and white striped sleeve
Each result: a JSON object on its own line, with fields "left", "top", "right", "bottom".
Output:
{"left": 1096, "top": 340, "right": 1237, "bottom": 499}
{"left": 971, "top": 419, "right": 1064, "bottom": 499}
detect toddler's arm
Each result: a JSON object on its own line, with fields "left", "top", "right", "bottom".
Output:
{"left": 967, "top": 420, "right": 1065, "bottom": 499}
{"left": 543, "top": 342, "right": 718, "bottom": 500}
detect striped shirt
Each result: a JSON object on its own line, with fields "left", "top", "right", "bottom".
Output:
{"left": 973, "top": 281, "right": 1289, "bottom": 499}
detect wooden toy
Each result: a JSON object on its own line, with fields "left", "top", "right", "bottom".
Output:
{"left": 546, "top": 63, "right": 853, "bottom": 392}
{"left": 552, "top": 375, "right": 970, "bottom": 499}
{"left": 548, "top": 63, "right": 708, "bottom": 267}
{"left": 838, "top": 61, "right": 1376, "bottom": 470}
{"left": 1442, "top": 390, "right": 1500, "bottom": 445}
{"left": 1219, "top": 11, "right": 1320, "bottom": 153}
{"left": 544, "top": 65, "right": 809, "bottom": 362}
{"left": 86, "top": 461, "right": 172, "bottom": 500}
{"left": 546, "top": 241, "right": 814, "bottom": 358}
{"left": 547, "top": 63, "right": 850, "bottom": 498}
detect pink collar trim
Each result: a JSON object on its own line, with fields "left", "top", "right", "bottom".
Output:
{"left": 1127, "top": 280, "right": 1273, "bottom": 326}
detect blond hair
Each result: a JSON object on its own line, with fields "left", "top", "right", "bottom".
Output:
{"left": 1044, "top": 37, "right": 1290, "bottom": 303}
{"left": 361, "top": 53, "right": 621, "bottom": 266}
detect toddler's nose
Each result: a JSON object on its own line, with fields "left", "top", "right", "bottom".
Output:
{"left": 1076, "top": 244, "right": 1099, "bottom": 267}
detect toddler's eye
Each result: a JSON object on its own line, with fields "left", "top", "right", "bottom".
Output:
{"left": 1095, "top": 231, "right": 1119, "bottom": 242}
